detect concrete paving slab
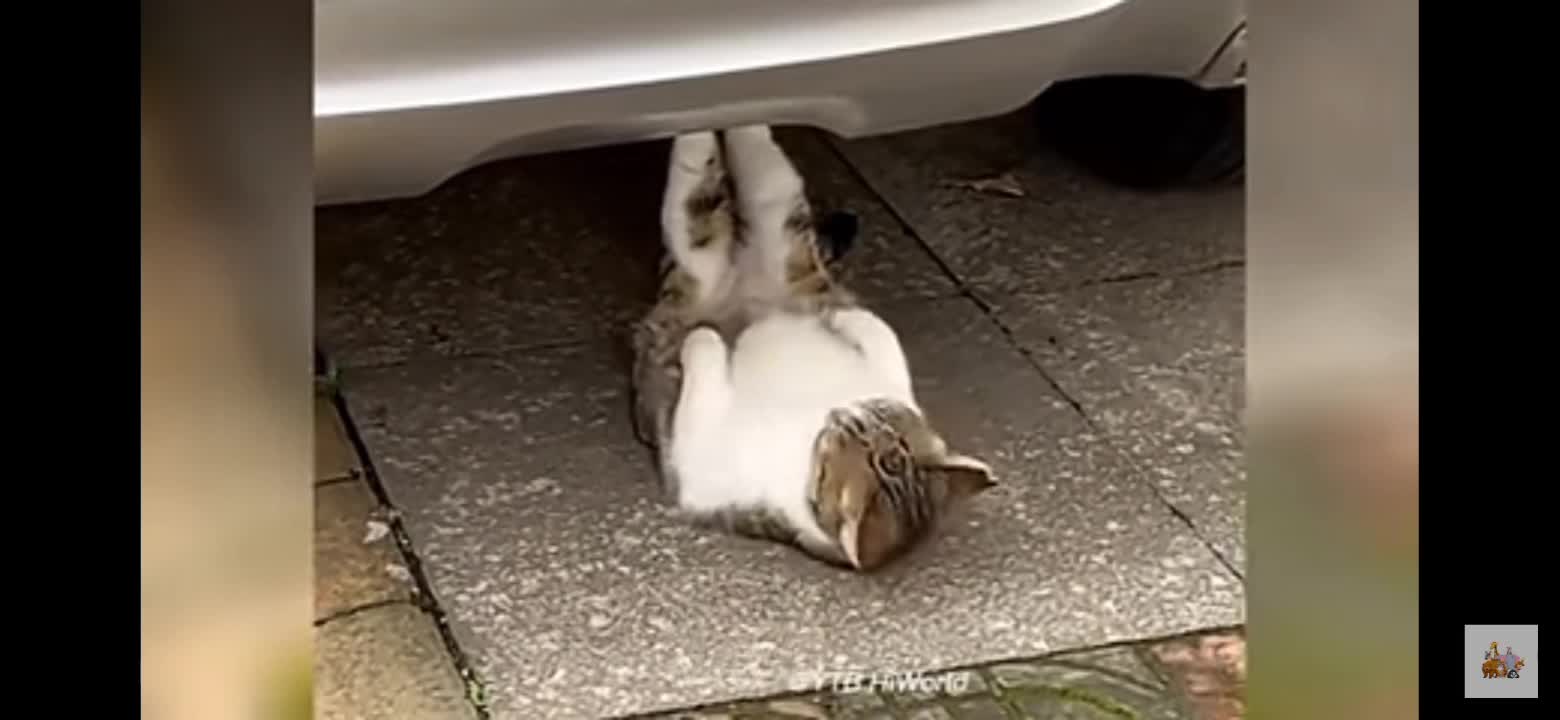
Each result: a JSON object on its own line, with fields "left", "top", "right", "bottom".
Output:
{"left": 634, "top": 630, "right": 1242, "bottom": 719}
{"left": 315, "top": 480, "right": 412, "bottom": 621}
{"left": 987, "top": 270, "right": 1246, "bottom": 572}
{"left": 942, "top": 697, "right": 1013, "bottom": 720}
{"left": 314, "top": 602, "right": 478, "bottom": 720}
{"left": 337, "top": 296, "right": 1243, "bottom": 719}
{"left": 315, "top": 140, "right": 666, "bottom": 369}
{"left": 316, "top": 395, "right": 361, "bottom": 483}
{"left": 316, "top": 131, "right": 953, "bottom": 369}
{"left": 829, "top": 110, "right": 1243, "bottom": 295}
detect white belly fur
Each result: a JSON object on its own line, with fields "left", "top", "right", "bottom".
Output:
{"left": 671, "top": 311, "right": 900, "bottom": 545}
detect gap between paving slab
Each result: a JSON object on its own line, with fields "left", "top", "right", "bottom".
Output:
{"left": 820, "top": 121, "right": 1246, "bottom": 578}
{"left": 315, "top": 602, "right": 482, "bottom": 720}
{"left": 315, "top": 388, "right": 491, "bottom": 719}
{"left": 981, "top": 272, "right": 1246, "bottom": 578}
{"left": 619, "top": 626, "right": 1245, "bottom": 720}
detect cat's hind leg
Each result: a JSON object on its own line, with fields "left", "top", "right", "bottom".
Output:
{"left": 721, "top": 125, "right": 841, "bottom": 302}
{"left": 661, "top": 131, "right": 737, "bottom": 303}
{"left": 633, "top": 131, "right": 738, "bottom": 458}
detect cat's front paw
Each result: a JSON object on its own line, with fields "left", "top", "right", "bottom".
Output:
{"left": 680, "top": 326, "right": 726, "bottom": 367}
{"left": 682, "top": 325, "right": 724, "bottom": 350}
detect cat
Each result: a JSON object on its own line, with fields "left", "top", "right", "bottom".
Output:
{"left": 630, "top": 125, "right": 996, "bottom": 571}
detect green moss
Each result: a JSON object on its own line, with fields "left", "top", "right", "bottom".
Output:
{"left": 996, "top": 684, "right": 1140, "bottom": 720}
{"left": 463, "top": 673, "right": 490, "bottom": 714}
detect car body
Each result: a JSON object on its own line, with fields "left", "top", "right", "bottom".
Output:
{"left": 314, "top": 0, "right": 1247, "bottom": 207}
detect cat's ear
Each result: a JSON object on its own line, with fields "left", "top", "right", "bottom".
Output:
{"left": 928, "top": 454, "right": 996, "bottom": 501}
{"left": 816, "top": 209, "right": 860, "bottom": 265}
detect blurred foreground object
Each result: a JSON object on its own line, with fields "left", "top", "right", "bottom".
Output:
{"left": 1248, "top": 0, "right": 1417, "bottom": 718}
{"left": 1149, "top": 631, "right": 1247, "bottom": 720}
{"left": 142, "top": 3, "right": 314, "bottom": 718}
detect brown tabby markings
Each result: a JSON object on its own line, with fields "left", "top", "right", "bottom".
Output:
{"left": 808, "top": 399, "right": 995, "bottom": 569}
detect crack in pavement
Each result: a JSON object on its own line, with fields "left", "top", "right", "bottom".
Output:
{"left": 323, "top": 386, "right": 494, "bottom": 720}
{"left": 821, "top": 134, "right": 1245, "bottom": 583}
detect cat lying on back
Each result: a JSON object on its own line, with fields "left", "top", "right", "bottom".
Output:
{"left": 630, "top": 125, "right": 996, "bottom": 571}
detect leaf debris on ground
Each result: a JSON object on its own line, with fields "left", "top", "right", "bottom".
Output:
{"left": 384, "top": 563, "right": 415, "bottom": 583}
{"left": 944, "top": 171, "right": 1026, "bottom": 198}
{"left": 362, "top": 520, "right": 391, "bottom": 544}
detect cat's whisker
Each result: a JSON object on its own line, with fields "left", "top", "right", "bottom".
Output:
{"left": 839, "top": 517, "right": 862, "bottom": 569}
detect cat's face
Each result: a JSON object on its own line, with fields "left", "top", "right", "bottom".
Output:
{"left": 809, "top": 399, "right": 996, "bottom": 571}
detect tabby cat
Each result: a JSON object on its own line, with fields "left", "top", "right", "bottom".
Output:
{"left": 630, "top": 125, "right": 996, "bottom": 571}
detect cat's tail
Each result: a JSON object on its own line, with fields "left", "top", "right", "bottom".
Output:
{"left": 661, "top": 131, "right": 736, "bottom": 303}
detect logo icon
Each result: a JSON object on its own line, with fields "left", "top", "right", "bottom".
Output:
{"left": 1481, "top": 641, "right": 1526, "bottom": 679}
{"left": 1465, "top": 623, "right": 1537, "bottom": 699}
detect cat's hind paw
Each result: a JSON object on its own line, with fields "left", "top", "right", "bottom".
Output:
{"left": 669, "top": 131, "right": 720, "bottom": 176}
{"left": 678, "top": 326, "right": 731, "bottom": 391}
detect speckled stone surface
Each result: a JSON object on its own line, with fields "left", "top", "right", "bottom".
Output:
{"left": 315, "top": 140, "right": 663, "bottom": 369}
{"left": 829, "top": 111, "right": 1245, "bottom": 571}
{"left": 333, "top": 296, "right": 1241, "bottom": 719}
{"left": 314, "top": 480, "right": 412, "bottom": 621}
{"left": 828, "top": 110, "right": 1243, "bottom": 295}
{"left": 316, "top": 131, "right": 953, "bottom": 369}
{"left": 987, "top": 270, "right": 1246, "bottom": 572}
{"left": 314, "top": 603, "right": 479, "bottom": 720}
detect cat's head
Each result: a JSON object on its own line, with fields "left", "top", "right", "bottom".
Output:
{"left": 809, "top": 398, "right": 996, "bottom": 571}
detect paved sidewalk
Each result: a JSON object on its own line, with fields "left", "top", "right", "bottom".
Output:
{"left": 315, "top": 388, "right": 1245, "bottom": 720}
{"left": 633, "top": 630, "right": 1246, "bottom": 720}
{"left": 313, "top": 392, "right": 482, "bottom": 720}
{"left": 314, "top": 109, "right": 1246, "bottom": 718}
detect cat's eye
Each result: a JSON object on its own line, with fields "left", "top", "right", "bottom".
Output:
{"left": 872, "top": 449, "right": 907, "bottom": 476}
